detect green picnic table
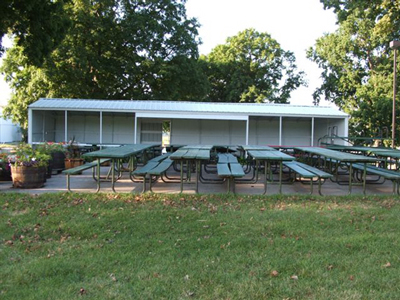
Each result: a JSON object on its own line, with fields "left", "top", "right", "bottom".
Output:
{"left": 326, "top": 144, "right": 392, "bottom": 154}
{"left": 83, "top": 144, "right": 159, "bottom": 192}
{"left": 241, "top": 145, "right": 276, "bottom": 151}
{"left": 294, "top": 146, "right": 378, "bottom": 194}
{"left": 247, "top": 150, "right": 295, "bottom": 194}
{"left": 170, "top": 146, "right": 211, "bottom": 193}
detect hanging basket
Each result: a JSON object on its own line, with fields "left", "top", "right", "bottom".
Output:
{"left": 11, "top": 166, "right": 46, "bottom": 189}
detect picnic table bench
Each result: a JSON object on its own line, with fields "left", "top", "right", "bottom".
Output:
{"left": 243, "top": 149, "right": 295, "bottom": 194}
{"left": 170, "top": 147, "right": 211, "bottom": 193}
{"left": 132, "top": 153, "right": 173, "bottom": 192}
{"left": 63, "top": 158, "right": 111, "bottom": 192}
{"left": 352, "top": 163, "right": 400, "bottom": 194}
{"left": 216, "top": 153, "right": 245, "bottom": 193}
{"left": 83, "top": 144, "right": 159, "bottom": 192}
{"left": 283, "top": 161, "right": 333, "bottom": 195}
{"left": 294, "top": 146, "right": 378, "bottom": 195}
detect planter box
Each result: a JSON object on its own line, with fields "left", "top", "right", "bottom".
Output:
{"left": 51, "top": 151, "right": 66, "bottom": 173}
{"left": 11, "top": 166, "right": 46, "bottom": 188}
{"left": 64, "top": 158, "right": 84, "bottom": 169}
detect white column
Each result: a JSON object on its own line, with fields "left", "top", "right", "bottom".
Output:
{"left": 344, "top": 117, "right": 349, "bottom": 146}
{"left": 42, "top": 111, "right": 45, "bottom": 141}
{"left": 245, "top": 116, "right": 250, "bottom": 145}
{"left": 28, "top": 108, "right": 33, "bottom": 144}
{"left": 64, "top": 110, "right": 68, "bottom": 142}
{"left": 134, "top": 114, "right": 137, "bottom": 144}
{"left": 99, "top": 111, "right": 103, "bottom": 145}
{"left": 279, "top": 116, "right": 283, "bottom": 146}
{"left": 311, "top": 117, "right": 315, "bottom": 146}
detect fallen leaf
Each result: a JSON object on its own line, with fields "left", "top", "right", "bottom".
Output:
{"left": 383, "top": 262, "right": 391, "bottom": 268}
{"left": 349, "top": 275, "right": 354, "bottom": 281}
{"left": 110, "top": 273, "right": 117, "bottom": 281}
{"left": 271, "top": 270, "right": 279, "bottom": 277}
{"left": 260, "top": 207, "right": 265, "bottom": 211}
{"left": 290, "top": 275, "right": 298, "bottom": 280}
{"left": 184, "top": 274, "right": 190, "bottom": 281}
{"left": 327, "top": 265, "right": 334, "bottom": 271}
{"left": 79, "top": 288, "right": 86, "bottom": 295}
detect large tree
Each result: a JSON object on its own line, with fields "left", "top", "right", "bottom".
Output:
{"left": 1, "top": 0, "right": 208, "bottom": 129}
{"left": 308, "top": 0, "right": 400, "bottom": 140}
{"left": 0, "top": 0, "right": 70, "bottom": 66}
{"left": 201, "top": 28, "right": 305, "bottom": 103}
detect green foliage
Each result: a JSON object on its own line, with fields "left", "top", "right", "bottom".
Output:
{"left": 308, "top": 0, "right": 400, "bottom": 139}
{"left": 0, "top": 0, "right": 70, "bottom": 66}
{"left": 35, "top": 142, "right": 66, "bottom": 154}
{"left": 1, "top": 0, "right": 206, "bottom": 129}
{"left": 9, "top": 143, "right": 50, "bottom": 167}
{"left": 202, "top": 28, "right": 306, "bottom": 103}
{"left": 1, "top": 193, "right": 400, "bottom": 299}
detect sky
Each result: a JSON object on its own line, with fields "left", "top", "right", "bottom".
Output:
{"left": 185, "top": 0, "right": 338, "bottom": 106}
{"left": 0, "top": 0, "right": 338, "bottom": 107}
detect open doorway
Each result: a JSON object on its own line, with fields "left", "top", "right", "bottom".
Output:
{"left": 162, "top": 121, "right": 171, "bottom": 152}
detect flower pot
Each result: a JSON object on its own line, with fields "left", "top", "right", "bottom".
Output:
{"left": 11, "top": 166, "right": 46, "bottom": 188}
{"left": 51, "top": 151, "right": 66, "bottom": 172}
{"left": 46, "top": 159, "right": 53, "bottom": 178}
{"left": 64, "top": 158, "right": 84, "bottom": 169}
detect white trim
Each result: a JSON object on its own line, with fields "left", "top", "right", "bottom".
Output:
{"left": 279, "top": 116, "right": 282, "bottom": 146}
{"left": 344, "top": 117, "right": 350, "bottom": 146}
{"left": 99, "top": 111, "right": 103, "bottom": 144}
{"left": 136, "top": 112, "right": 248, "bottom": 121}
{"left": 29, "top": 107, "right": 347, "bottom": 119}
{"left": 42, "top": 111, "right": 45, "bottom": 141}
{"left": 245, "top": 116, "right": 249, "bottom": 145}
{"left": 28, "top": 108, "right": 33, "bottom": 144}
{"left": 64, "top": 110, "right": 68, "bottom": 142}
{"left": 134, "top": 114, "right": 137, "bottom": 144}
{"left": 311, "top": 117, "right": 315, "bottom": 146}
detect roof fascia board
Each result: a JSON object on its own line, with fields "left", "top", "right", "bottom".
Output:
{"left": 136, "top": 112, "right": 248, "bottom": 121}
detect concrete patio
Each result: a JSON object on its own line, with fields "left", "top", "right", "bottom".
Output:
{"left": 0, "top": 166, "right": 397, "bottom": 196}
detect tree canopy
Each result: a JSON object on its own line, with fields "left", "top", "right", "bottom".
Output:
{"left": 308, "top": 0, "right": 400, "bottom": 139}
{"left": 202, "top": 28, "right": 306, "bottom": 103}
{"left": 1, "top": 0, "right": 208, "bottom": 129}
{"left": 0, "top": 0, "right": 70, "bottom": 66}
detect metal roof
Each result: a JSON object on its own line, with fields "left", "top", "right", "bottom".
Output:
{"left": 29, "top": 98, "right": 348, "bottom": 118}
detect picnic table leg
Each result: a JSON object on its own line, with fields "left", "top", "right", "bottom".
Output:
{"left": 362, "top": 163, "right": 367, "bottom": 195}
{"left": 195, "top": 160, "right": 200, "bottom": 193}
{"left": 310, "top": 177, "right": 314, "bottom": 195}
{"left": 348, "top": 163, "right": 353, "bottom": 195}
{"left": 279, "top": 161, "right": 283, "bottom": 194}
{"left": 66, "top": 174, "right": 71, "bottom": 192}
{"left": 142, "top": 175, "right": 147, "bottom": 193}
{"left": 318, "top": 178, "right": 322, "bottom": 196}
{"left": 180, "top": 160, "right": 184, "bottom": 193}
{"left": 96, "top": 158, "right": 101, "bottom": 193}
{"left": 111, "top": 158, "right": 116, "bottom": 193}
{"left": 263, "top": 161, "right": 267, "bottom": 195}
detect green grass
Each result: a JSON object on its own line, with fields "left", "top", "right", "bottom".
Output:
{"left": 1, "top": 193, "right": 400, "bottom": 299}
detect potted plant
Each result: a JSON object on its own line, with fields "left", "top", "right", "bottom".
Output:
{"left": 64, "top": 138, "right": 84, "bottom": 169}
{"left": 0, "top": 153, "right": 12, "bottom": 181}
{"left": 36, "top": 142, "right": 67, "bottom": 176}
{"left": 9, "top": 143, "right": 51, "bottom": 188}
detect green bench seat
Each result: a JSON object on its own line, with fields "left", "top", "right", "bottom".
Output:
{"left": 132, "top": 155, "right": 174, "bottom": 192}
{"left": 283, "top": 161, "right": 333, "bottom": 195}
{"left": 216, "top": 154, "right": 245, "bottom": 193}
{"left": 147, "top": 158, "right": 174, "bottom": 176}
{"left": 63, "top": 158, "right": 111, "bottom": 191}
{"left": 352, "top": 163, "right": 400, "bottom": 194}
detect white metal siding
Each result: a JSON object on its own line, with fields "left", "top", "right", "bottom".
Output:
{"left": 249, "top": 118, "right": 280, "bottom": 145}
{"left": 282, "top": 118, "right": 312, "bottom": 146}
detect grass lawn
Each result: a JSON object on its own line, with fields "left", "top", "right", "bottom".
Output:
{"left": 1, "top": 193, "right": 400, "bottom": 299}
